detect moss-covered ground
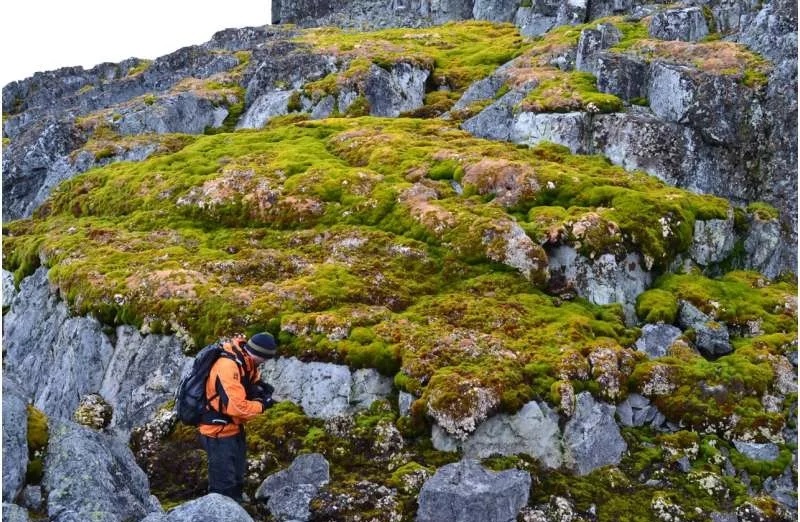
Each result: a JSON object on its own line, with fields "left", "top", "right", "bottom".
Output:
{"left": 3, "top": 17, "right": 793, "bottom": 520}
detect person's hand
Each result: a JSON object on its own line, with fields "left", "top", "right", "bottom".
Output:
{"left": 255, "top": 396, "right": 275, "bottom": 411}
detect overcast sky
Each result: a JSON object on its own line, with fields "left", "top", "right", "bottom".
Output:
{"left": 1, "top": 0, "right": 271, "bottom": 87}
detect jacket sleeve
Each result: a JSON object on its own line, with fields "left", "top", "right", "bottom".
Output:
{"left": 212, "top": 357, "right": 265, "bottom": 421}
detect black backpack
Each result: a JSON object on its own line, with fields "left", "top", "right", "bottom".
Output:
{"left": 175, "top": 343, "right": 237, "bottom": 426}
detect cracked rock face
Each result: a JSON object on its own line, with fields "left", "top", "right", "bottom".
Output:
{"left": 261, "top": 356, "right": 392, "bottom": 418}
{"left": 648, "top": 7, "right": 710, "bottom": 42}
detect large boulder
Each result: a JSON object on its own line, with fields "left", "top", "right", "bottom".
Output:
{"left": 563, "top": 392, "right": 626, "bottom": 475}
{"left": 261, "top": 357, "right": 392, "bottom": 418}
{"left": 510, "top": 112, "right": 591, "bottom": 154}
{"left": 417, "top": 459, "right": 531, "bottom": 522}
{"left": 648, "top": 7, "right": 710, "bottom": 42}
{"left": 43, "top": 420, "right": 160, "bottom": 522}
{"left": 432, "top": 401, "right": 563, "bottom": 468}
{"left": 473, "top": 0, "right": 518, "bottom": 22}
{"left": 141, "top": 494, "right": 253, "bottom": 522}
{"left": 255, "top": 453, "right": 330, "bottom": 522}
{"left": 2, "top": 383, "right": 28, "bottom": 503}
{"left": 591, "top": 52, "right": 649, "bottom": 101}
{"left": 647, "top": 61, "right": 757, "bottom": 147}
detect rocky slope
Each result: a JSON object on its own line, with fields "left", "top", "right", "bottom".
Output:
{"left": 2, "top": 1, "right": 797, "bottom": 521}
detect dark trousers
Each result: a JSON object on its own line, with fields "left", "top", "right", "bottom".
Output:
{"left": 200, "top": 429, "right": 246, "bottom": 501}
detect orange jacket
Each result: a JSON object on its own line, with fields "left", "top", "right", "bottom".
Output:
{"left": 199, "top": 339, "right": 265, "bottom": 438}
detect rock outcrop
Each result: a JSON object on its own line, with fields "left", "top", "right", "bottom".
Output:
{"left": 3, "top": 268, "right": 189, "bottom": 437}
{"left": 261, "top": 357, "right": 392, "bottom": 418}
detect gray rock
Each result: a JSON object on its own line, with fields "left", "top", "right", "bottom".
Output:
{"left": 452, "top": 74, "right": 506, "bottom": 111}
{"left": 635, "top": 324, "right": 683, "bottom": 359}
{"left": 763, "top": 462, "right": 797, "bottom": 510}
{"left": 203, "top": 26, "right": 272, "bottom": 52}
{"left": 510, "top": 112, "right": 592, "bottom": 154}
{"left": 19, "top": 486, "right": 42, "bottom": 512}
{"left": 256, "top": 453, "right": 330, "bottom": 521}
{"left": 2, "top": 383, "right": 28, "bottom": 503}
{"left": 43, "top": 419, "right": 160, "bottom": 522}
{"left": 146, "top": 493, "right": 252, "bottom": 521}
{"left": 459, "top": 401, "right": 563, "bottom": 468}
{"left": 710, "top": 513, "right": 738, "bottom": 522}
{"left": 556, "top": 0, "right": 588, "bottom": 26}
{"left": 267, "top": 484, "right": 318, "bottom": 521}
{"left": 689, "top": 213, "right": 736, "bottom": 266}
{"left": 648, "top": 7, "right": 710, "bottom": 42}
{"left": 2, "top": 117, "right": 87, "bottom": 221}
{"left": 575, "top": 24, "right": 621, "bottom": 72}
{"left": 563, "top": 392, "right": 626, "bottom": 475}
{"left": 591, "top": 52, "right": 649, "bottom": 101}
{"left": 244, "top": 44, "right": 337, "bottom": 105}
{"left": 514, "top": 7, "right": 557, "bottom": 38}
{"left": 3, "top": 270, "right": 17, "bottom": 308}
{"left": 591, "top": 108, "right": 687, "bottom": 187}
{"left": 547, "top": 246, "right": 651, "bottom": 324}
{"left": 364, "top": 63, "right": 428, "bottom": 117}
{"left": 351, "top": 369, "right": 394, "bottom": 411}
{"left": 744, "top": 214, "right": 784, "bottom": 278}
{"left": 417, "top": 459, "right": 530, "bottom": 522}
{"left": 431, "top": 424, "right": 461, "bottom": 453}
{"left": 462, "top": 90, "right": 526, "bottom": 141}
{"left": 398, "top": 391, "right": 415, "bottom": 417}
{"left": 733, "top": 440, "right": 780, "bottom": 462}
{"left": 261, "top": 357, "right": 391, "bottom": 418}
{"left": 473, "top": 0, "right": 518, "bottom": 22}
{"left": 678, "top": 301, "right": 732, "bottom": 357}
{"left": 114, "top": 93, "right": 227, "bottom": 135}
{"left": 310, "top": 95, "right": 336, "bottom": 119}
{"left": 4, "top": 269, "right": 190, "bottom": 435}
{"left": 1, "top": 503, "right": 30, "bottom": 522}
{"left": 238, "top": 90, "right": 293, "bottom": 129}
{"left": 99, "top": 326, "right": 190, "bottom": 437}
{"left": 647, "top": 61, "right": 756, "bottom": 147}
{"left": 4, "top": 268, "right": 114, "bottom": 420}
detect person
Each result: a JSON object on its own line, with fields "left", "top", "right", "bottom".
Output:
{"left": 198, "top": 332, "right": 277, "bottom": 501}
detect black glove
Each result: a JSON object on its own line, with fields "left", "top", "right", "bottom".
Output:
{"left": 255, "top": 396, "right": 275, "bottom": 411}
{"left": 256, "top": 381, "right": 274, "bottom": 397}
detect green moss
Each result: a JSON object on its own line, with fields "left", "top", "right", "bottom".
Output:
{"left": 520, "top": 71, "right": 623, "bottom": 113}
{"left": 143, "top": 94, "right": 157, "bottom": 106}
{"left": 636, "top": 289, "right": 679, "bottom": 324}
{"left": 26, "top": 405, "right": 49, "bottom": 484}
{"left": 298, "top": 21, "right": 531, "bottom": 109}
{"left": 746, "top": 201, "right": 779, "bottom": 220}
{"left": 127, "top": 59, "right": 152, "bottom": 77}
